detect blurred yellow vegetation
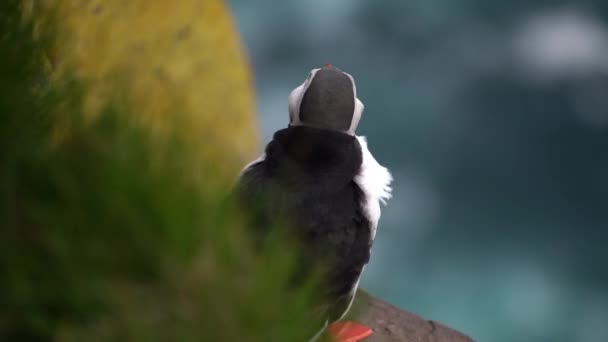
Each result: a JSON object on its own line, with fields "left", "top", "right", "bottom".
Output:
{"left": 36, "top": 0, "right": 258, "bottom": 182}
{"left": 2, "top": 3, "right": 322, "bottom": 340}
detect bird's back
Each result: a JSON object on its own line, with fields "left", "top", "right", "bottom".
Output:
{"left": 236, "top": 126, "right": 371, "bottom": 321}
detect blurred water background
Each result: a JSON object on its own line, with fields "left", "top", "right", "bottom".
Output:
{"left": 229, "top": 1, "right": 608, "bottom": 341}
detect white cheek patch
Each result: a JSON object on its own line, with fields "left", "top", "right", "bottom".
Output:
{"left": 343, "top": 72, "right": 363, "bottom": 136}
{"left": 288, "top": 85, "right": 305, "bottom": 125}
{"left": 288, "top": 68, "right": 320, "bottom": 126}
{"left": 354, "top": 136, "right": 392, "bottom": 241}
{"left": 348, "top": 98, "right": 364, "bottom": 135}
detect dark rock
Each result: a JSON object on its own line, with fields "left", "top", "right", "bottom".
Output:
{"left": 348, "top": 290, "right": 474, "bottom": 342}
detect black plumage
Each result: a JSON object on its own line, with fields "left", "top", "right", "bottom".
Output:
{"left": 235, "top": 125, "right": 371, "bottom": 322}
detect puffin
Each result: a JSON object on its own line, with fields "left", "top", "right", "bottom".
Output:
{"left": 235, "top": 65, "right": 392, "bottom": 341}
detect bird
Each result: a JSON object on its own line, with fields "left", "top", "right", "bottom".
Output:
{"left": 235, "top": 64, "right": 392, "bottom": 341}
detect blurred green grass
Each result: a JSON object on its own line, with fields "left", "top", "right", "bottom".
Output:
{"left": 0, "top": 1, "right": 322, "bottom": 340}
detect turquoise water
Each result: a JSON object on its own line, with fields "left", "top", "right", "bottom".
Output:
{"left": 230, "top": 2, "right": 608, "bottom": 341}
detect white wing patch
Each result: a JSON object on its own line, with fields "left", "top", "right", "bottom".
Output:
{"left": 354, "top": 136, "right": 392, "bottom": 240}
{"left": 238, "top": 153, "right": 266, "bottom": 177}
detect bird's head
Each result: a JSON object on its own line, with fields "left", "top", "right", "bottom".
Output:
{"left": 288, "top": 64, "right": 364, "bottom": 136}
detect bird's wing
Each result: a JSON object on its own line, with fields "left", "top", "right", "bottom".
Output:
{"left": 354, "top": 136, "right": 392, "bottom": 241}
{"left": 238, "top": 153, "right": 266, "bottom": 178}
{"left": 233, "top": 155, "right": 274, "bottom": 221}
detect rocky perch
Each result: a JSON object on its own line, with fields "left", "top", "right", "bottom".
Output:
{"left": 348, "top": 290, "right": 474, "bottom": 342}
